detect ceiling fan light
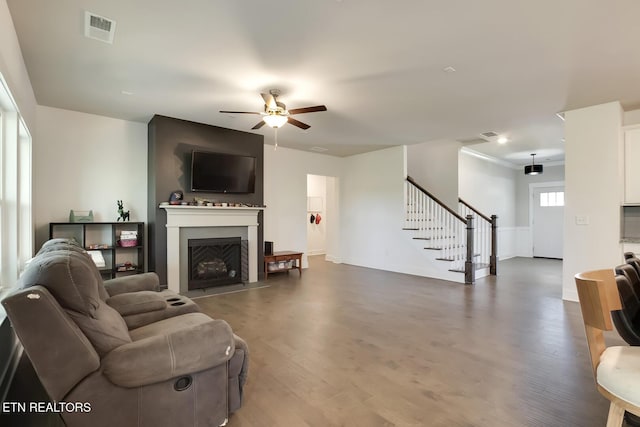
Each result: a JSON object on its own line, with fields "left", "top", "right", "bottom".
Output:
{"left": 263, "top": 114, "right": 288, "bottom": 128}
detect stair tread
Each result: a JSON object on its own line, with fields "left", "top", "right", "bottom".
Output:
{"left": 432, "top": 251, "right": 481, "bottom": 258}
{"left": 424, "top": 245, "right": 467, "bottom": 250}
{"left": 413, "top": 236, "right": 454, "bottom": 240}
{"left": 449, "top": 263, "right": 490, "bottom": 273}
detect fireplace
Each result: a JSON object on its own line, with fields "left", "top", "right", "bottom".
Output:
{"left": 161, "top": 205, "right": 263, "bottom": 293}
{"left": 188, "top": 237, "right": 247, "bottom": 290}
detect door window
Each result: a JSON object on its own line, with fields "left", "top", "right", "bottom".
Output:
{"left": 540, "top": 191, "right": 564, "bottom": 207}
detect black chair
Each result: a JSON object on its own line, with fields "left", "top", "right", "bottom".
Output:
{"left": 625, "top": 252, "right": 640, "bottom": 277}
{"left": 611, "top": 273, "right": 640, "bottom": 345}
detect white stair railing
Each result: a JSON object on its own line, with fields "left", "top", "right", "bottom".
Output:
{"left": 405, "top": 177, "right": 474, "bottom": 283}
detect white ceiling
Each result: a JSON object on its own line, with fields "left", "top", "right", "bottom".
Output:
{"left": 7, "top": 0, "right": 640, "bottom": 160}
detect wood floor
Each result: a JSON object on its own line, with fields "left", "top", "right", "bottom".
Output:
{"left": 195, "top": 257, "right": 625, "bottom": 427}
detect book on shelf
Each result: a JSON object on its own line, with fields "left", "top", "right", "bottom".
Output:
{"left": 86, "top": 251, "right": 106, "bottom": 268}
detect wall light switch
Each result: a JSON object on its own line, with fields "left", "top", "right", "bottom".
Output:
{"left": 575, "top": 215, "right": 589, "bottom": 225}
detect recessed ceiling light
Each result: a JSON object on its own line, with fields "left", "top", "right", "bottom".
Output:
{"left": 443, "top": 66, "right": 456, "bottom": 73}
{"left": 121, "top": 90, "right": 134, "bottom": 96}
{"left": 497, "top": 136, "right": 508, "bottom": 144}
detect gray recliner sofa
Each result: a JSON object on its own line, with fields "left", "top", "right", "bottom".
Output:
{"left": 2, "top": 242, "right": 248, "bottom": 427}
{"left": 37, "top": 238, "right": 203, "bottom": 329}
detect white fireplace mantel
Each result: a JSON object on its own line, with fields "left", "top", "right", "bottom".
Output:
{"left": 160, "top": 205, "right": 264, "bottom": 293}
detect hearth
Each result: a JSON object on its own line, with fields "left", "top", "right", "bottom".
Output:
{"left": 188, "top": 237, "right": 246, "bottom": 290}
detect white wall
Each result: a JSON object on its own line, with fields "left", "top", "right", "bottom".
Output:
{"left": 0, "top": 0, "right": 36, "bottom": 129}
{"left": 325, "top": 176, "right": 340, "bottom": 263}
{"left": 563, "top": 101, "right": 623, "bottom": 301}
{"left": 340, "top": 146, "right": 405, "bottom": 270}
{"left": 34, "top": 106, "right": 147, "bottom": 248}
{"left": 458, "top": 150, "right": 517, "bottom": 260}
{"left": 306, "top": 174, "right": 327, "bottom": 255}
{"left": 339, "top": 145, "right": 460, "bottom": 280}
{"left": 263, "top": 146, "right": 343, "bottom": 267}
{"left": 624, "top": 108, "right": 640, "bottom": 126}
{"left": 407, "top": 139, "right": 461, "bottom": 208}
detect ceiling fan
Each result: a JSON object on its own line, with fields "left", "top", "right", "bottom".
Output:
{"left": 220, "top": 89, "right": 327, "bottom": 130}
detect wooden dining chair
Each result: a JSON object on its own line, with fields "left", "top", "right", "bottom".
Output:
{"left": 575, "top": 269, "right": 640, "bottom": 426}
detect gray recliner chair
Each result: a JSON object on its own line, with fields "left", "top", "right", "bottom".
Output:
{"left": 37, "top": 238, "right": 202, "bottom": 329}
{"left": 2, "top": 247, "right": 248, "bottom": 426}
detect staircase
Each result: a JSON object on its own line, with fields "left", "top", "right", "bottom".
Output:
{"left": 404, "top": 176, "right": 497, "bottom": 284}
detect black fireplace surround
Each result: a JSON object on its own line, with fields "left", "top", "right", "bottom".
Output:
{"left": 147, "top": 115, "right": 265, "bottom": 286}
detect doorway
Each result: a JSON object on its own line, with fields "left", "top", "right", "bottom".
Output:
{"left": 306, "top": 174, "right": 339, "bottom": 263}
{"left": 530, "top": 183, "right": 565, "bottom": 259}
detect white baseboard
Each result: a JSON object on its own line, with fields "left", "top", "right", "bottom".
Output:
{"left": 325, "top": 255, "right": 342, "bottom": 264}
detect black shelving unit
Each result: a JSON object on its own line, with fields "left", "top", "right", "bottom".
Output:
{"left": 49, "top": 222, "right": 145, "bottom": 279}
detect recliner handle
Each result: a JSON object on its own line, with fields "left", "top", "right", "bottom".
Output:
{"left": 174, "top": 375, "right": 192, "bottom": 391}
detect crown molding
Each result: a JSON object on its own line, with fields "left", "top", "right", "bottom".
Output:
{"left": 460, "top": 147, "right": 565, "bottom": 170}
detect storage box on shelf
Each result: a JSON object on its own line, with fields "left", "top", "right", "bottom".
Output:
{"left": 49, "top": 222, "right": 145, "bottom": 279}
{"left": 263, "top": 251, "right": 303, "bottom": 279}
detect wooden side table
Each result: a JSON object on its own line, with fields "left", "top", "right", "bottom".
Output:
{"left": 264, "top": 251, "right": 303, "bottom": 279}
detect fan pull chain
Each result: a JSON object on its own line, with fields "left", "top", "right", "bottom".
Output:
{"left": 274, "top": 127, "right": 278, "bottom": 151}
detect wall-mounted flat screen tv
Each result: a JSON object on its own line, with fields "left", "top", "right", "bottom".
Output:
{"left": 190, "top": 151, "right": 256, "bottom": 193}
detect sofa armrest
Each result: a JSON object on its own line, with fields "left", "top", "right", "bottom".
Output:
{"left": 106, "top": 291, "right": 168, "bottom": 316}
{"left": 2, "top": 286, "right": 100, "bottom": 400}
{"left": 102, "top": 318, "right": 235, "bottom": 387}
{"left": 104, "top": 272, "right": 160, "bottom": 296}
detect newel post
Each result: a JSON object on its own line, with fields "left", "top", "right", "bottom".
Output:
{"left": 465, "top": 214, "right": 475, "bottom": 285}
{"left": 490, "top": 215, "right": 498, "bottom": 275}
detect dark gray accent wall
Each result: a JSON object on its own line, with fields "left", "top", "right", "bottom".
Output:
{"left": 147, "top": 115, "right": 265, "bottom": 285}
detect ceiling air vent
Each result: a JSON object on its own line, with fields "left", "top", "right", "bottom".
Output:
{"left": 84, "top": 11, "right": 116, "bottom": 44}
{"left": 481, "top": 131, "right": 498, "bottom": 138}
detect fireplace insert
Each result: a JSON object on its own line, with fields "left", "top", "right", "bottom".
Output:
{"left": 188, "top": 237, "right": 243, "bottom": 290}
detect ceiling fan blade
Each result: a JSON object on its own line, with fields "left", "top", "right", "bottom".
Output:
{"left": 287, "top": 117, "right": 310, "bottom": 130}
{"left": 251, "top": 120, "right": 266, "bottom": 130}
{"left": 261, "top": 93, "right": 277, "bottom": 110}
{"left": 288, "top": 105, "right": 327, "bottom": 115}
{"left": 219, "top": 110, "right": 261, "bottom": 114}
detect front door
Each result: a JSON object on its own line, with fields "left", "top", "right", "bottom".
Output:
{"left": 532, "top": 186, "right": 564, "bottom": 259}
